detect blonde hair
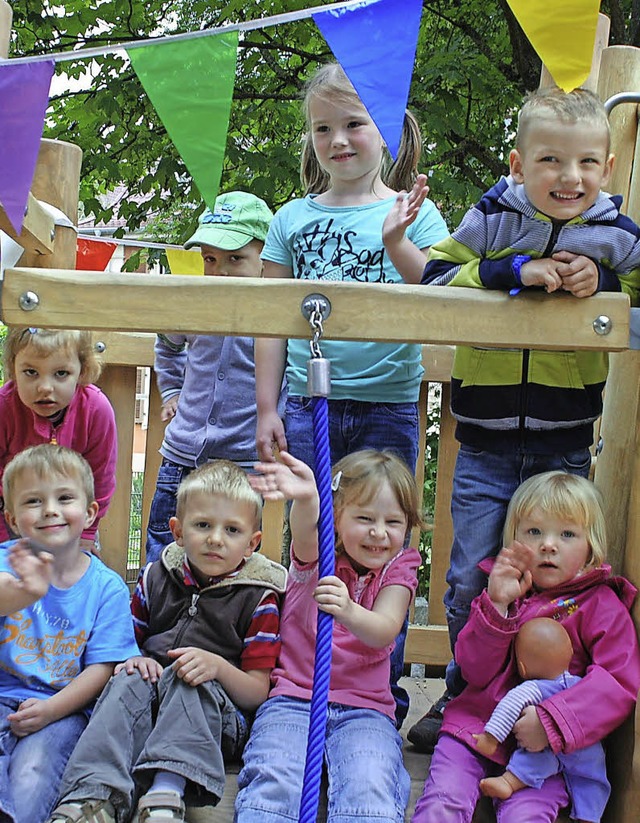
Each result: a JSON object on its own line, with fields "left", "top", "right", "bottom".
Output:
{"left": 503, "top": 471, "right": 606, "bottom": 568}
{"left": 516, "top": 87, "right": 611, "bottom": 154}
{"left": 300, "top": 63, "right": 422, "bottom": 195}
{"left": 3, "top": 328, "right": 103, "bottom": 384}
{"left": 2, "top": 444, "right": 95, "bottom": 513}
{"left": 331, "top": 450, "right": 423, "bottom": 555}
{"left": 176, "top": 460, "right": 262, "bottom": 529}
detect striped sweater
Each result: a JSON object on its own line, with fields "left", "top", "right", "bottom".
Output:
{"left": 422, "top": 176, "right": 640, "bottom": 452}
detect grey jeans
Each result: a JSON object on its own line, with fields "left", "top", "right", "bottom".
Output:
{"left": 57, "top": 667, "right": 248, "bottom": 821}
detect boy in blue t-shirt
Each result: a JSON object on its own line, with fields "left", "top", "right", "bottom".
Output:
{"left": 0, "top": 444, "right": 139, "bottom": 823}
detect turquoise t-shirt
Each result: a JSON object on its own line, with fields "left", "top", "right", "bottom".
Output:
{"left": 262, "top": 195, "right": 449, "bottom": 402}
{"left": 0, "top": 542, "right": 139, "bottom": 702}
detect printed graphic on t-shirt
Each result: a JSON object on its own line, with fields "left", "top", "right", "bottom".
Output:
{"left": 293, "top": 219, "right": 387, "bottom": 283}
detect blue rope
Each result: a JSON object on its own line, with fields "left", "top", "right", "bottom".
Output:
{"left": 298, "top": 396, "right": 335, "bottom": 823}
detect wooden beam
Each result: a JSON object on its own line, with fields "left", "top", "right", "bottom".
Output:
{"left": 1, "top": 269, "right": 630, "bottom": 351}
{"left": 405, "top": 624, "right": 450, "bottom": 668}
{"left": 0, "top": 193, "right": 55, "bottom": 255}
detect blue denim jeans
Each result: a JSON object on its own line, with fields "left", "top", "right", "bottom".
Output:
{"left": 145, "top": 459, "right": 194, "bottom": 563}
{"left": 235, "top": 695, "right": 410, "bottom": 822}
{"left": 285, "top": 396, "right": 419, "bottom": 726}
{"left": 443, "top": 445, "right": 592, "bottom": 695}
{"left": 411, "top": 733, "right": 569, "bottom": 823}
{"left": 0, "top": 697, "right": 87, "bottom": 823}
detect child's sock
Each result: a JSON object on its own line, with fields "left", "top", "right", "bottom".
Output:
{"left": 148, "top": 770, "right": 187, "bottom": 797}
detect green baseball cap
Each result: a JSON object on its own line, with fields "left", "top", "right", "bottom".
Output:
{"left": 184, "top": 191, "right": 274, "bottom": 251}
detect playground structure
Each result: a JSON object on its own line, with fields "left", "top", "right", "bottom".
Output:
{"left": 2, "top": 6, "right": 640, "bottom": 821}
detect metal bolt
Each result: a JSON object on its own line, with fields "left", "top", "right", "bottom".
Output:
{"left": 301, "top": 293, "right": 332, "bottom": 322}
{"left": 592, "top": 315, "right": 612, "bottom": 336}
{"left": 50, "top": 228, "right": 55, "bottom": 241}
{"left": 18, "top": 291, "right": 40, "bottom": 312}
{"left": 95, "top": 341, "right": 106, "bottom": 353}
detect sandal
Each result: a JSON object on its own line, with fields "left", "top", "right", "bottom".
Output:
{"left": 136, "top": 791, "right": 186, "bottom": 823}
{"left": 47, "top": 799, "right": 117, "bottom": 823}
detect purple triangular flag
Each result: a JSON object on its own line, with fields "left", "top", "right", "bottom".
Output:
{"left": 313, "top": 0, "right": 422, "bottom": 159}
{"left": 0, "top": 60, "right": 54, "bottom": 233}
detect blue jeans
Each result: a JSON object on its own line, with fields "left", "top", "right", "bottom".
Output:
{"left": 235, "top": 695, "right": 410, "bottom": 822}
{"left": 0, "top": 697, "right": 87, "bottom": 823}
{"left": 145, "top": 459, "right": 194, "bottom": 563}
{"left": 444, "top": 445, "right": 592, "bottom": 695}
{"left": 285, "top": 396, "right": 419, "bottom": 726}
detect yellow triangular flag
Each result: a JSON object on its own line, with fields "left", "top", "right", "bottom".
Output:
{"left": 507, "top": 0, "right": 600, "bottom": 91}
{"left": 166, "top": 248, "right": 204, "bottom": 275}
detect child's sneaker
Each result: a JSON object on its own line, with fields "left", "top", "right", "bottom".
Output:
{"left": 47, "top": 799, "right": 116, "bottom": 823}
{"left": 135, "top": 790, "right": 186, "bottom": 822}
{"left": 407, "top": 690, "right": 453, "bottom": 753}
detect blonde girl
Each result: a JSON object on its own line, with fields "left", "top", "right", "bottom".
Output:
{"left": 255, "top": 62, "right": 448, "bottom": 476}
{"left": 0, "top": 328, "right": 116, "bottom": 549}
{"left": 235, "top": 449, "right": 423, "bottom": 822}
{"left": 412, "top": 471, "right": 640, "bottom": 823}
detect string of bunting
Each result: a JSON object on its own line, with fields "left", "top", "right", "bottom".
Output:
{"left": 0, "top": 0, "right": 600, "bottom": 236}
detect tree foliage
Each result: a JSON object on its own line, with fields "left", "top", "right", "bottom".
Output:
{"left": 7, "top": 0, "right": 640, "bottom": 239}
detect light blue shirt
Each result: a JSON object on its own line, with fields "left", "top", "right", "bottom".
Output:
{"left": 0, "top": 543, "right": 139, "bottom": 702}
{"left": 263, "top": 194, "right": 449, "bottom": 401}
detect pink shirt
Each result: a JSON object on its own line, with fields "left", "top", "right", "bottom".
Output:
{"left": 0, "top": 382, "right": 117, "bottom": 541}
{"left": 270, "top": 546, "right": 420, "bottom": 720}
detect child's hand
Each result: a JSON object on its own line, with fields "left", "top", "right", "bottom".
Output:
{"left": 250, "top": 451, "right": 317, "bottom": 502}
{"left": 161, "top": 394, "right": 180, "bottom": 422}
{"left": 513, "top": 705, "right": 549, "bottom": 752}
{"left": 8, "top": 697, "right": 53, "bottom": 737}
{"left": 115, "top": 655, "right": 164, "bottom": 683}
{"left": 552, "top": 251, "right": 599, "bottom": 298}
{"left": 487, "top": 542, "right": 534, "bottom": 614}
{"left": 382, "top": 174, "right": 430, "bottom": 247}
{"left": 518, "top": 258, "right": 563, "bottom": 293}
{"left": 472, "top": 731, "right": 499, "bottom": 756}
{"left": 314, "top": 575, "right": 354, "bottom": 623}
{"left": 8, "top": 541, "right": 54, "bottom": 600}
{"left": 168, "top": 646, "right": 225, "bottom": 687}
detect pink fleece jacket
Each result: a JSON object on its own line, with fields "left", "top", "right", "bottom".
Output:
{"left": 0, "top": 381, "right": 117, "bottom": 541}
{"left": 441, "top": 565, "right": 640, "bottom": 765}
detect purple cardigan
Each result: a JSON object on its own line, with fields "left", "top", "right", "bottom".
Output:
{"left": 442, "top": 565, "right": 640, "bottom": 765}
{"left": 0, "top": 381, "right": 117, "bottom": 541}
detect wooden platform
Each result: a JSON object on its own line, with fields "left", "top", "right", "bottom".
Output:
{"left": 183, "top": 676, "right": 571, "bottom": 822}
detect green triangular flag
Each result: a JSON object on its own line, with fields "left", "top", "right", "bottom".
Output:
{"left": 127, "top": 32, "right": 238, "bottom": 208}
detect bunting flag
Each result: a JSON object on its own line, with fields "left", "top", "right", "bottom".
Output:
{"left": 313, "top": 0, "right": 422, "bottom": 159}
{"left": 506, "top": 0, "right": 600, "bottom": 91}
{"left": 0, "top": 60, "right": 55, "bottom": 233}
{"left": 166, "top": 247, "right": 204, "bottom": 275}
{"left": 127, "top": 31, "right": 238, "bottom": 210}
{"left": 76, "top": 237, "right": 117, "bottom": 270}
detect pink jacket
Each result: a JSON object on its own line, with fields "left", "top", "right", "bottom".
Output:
{"left": 0, "top": 381, "right": 117, "bottom": 541}
{"left": 442, "top": 565, "right": 640, "bottom": 765}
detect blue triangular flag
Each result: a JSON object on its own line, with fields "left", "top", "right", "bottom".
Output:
{"left": 0, "top": 60, "right": 54, "bottom": 233}
{"left": 313, "top": 0, "right": 422, "bottom": 159}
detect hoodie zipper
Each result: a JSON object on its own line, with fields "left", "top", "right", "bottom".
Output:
{"left": 173, "top": 592, "right": 200, "bottom": 647}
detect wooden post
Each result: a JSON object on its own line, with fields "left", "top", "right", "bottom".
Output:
{"left": 0, "top": 0, "right": 12, "bottom": 59}
{"left": 17, "top": 139, "right": 83, "bottom": 270}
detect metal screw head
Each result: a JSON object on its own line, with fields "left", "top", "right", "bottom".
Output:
{"left": 301, "top": 293, "right": 332, "bottom": 322}
{"left": 95, "top": 341, "right": 106, "bottom": 353}
{"left": 593, "top": 315, "right": 612, "bottom": 336}
{"left": 18, "top": 291, "right": 40, "bottom": 312}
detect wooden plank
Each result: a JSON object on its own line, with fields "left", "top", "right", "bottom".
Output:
{"left": 0, "top": 193, "right": 55, "bottom": 255}
{"left": 405, "top": 624, "right": 450, "bottom": 667}
{"left": 96, "top": 331, "right": 156, "bottom": 367}
{"left": 2, "top": 268, "right": 630, "bottom": 351}
{"left": 140, "top": 370, "right": 166, "bottom": 568}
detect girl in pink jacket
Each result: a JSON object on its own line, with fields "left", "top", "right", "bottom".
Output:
{"left": 0, "top": 328, "right": 116, "bottom": 550}
{"left": 412, "top": 471, "right": 640, "bottom": 823}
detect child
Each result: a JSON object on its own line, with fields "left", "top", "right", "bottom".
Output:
{"left": 48, "top": 459, "right": 287, "bottom": 823}
{"left": 146, "top": 190, "right": 284, "bottom": 562}
{"left": 0, "top": 328, "right": 117, "bottom": 552}
{"left": 473, "top": 618, "right": 609, "bottom": 820}
{"left": 235, "top": 449, "right": 422, "bottom": 822}
{"left": 255, "top": 62, "right": 448, "bottom": 474}
{"left": 254, "top": 63, "right": 447, "bottom": 724}
{"left": 411, "top": 471, "right": 640, "bottom": 823}
{"left": 383, "top": 86, "right": 640, "bottom": 751}
{"left": 0, "top": 444, "right": 138, "bottom": 823}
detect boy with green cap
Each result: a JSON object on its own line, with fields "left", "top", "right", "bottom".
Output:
{"left": 146, "top": 192, "right": 284, "bottom": 562}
